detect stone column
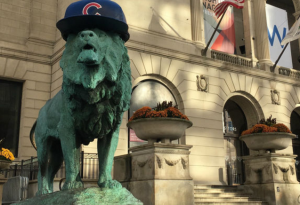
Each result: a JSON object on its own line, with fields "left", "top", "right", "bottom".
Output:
{"left": 242, "top": 0, "right": 257, "bottom": 60}
{"left": 240, "top": 153, "right": 300, "bottom": 205}
{"left": 293, "top": 10, "right": 300, "bottom": 62}
{"left": 252, "top": 0, "right": 272, "bottom": 68}
{"left": 190, "top": 0, "right": 205, "bottom": 47}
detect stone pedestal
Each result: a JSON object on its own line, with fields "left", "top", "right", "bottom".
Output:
{"left": 0, "top": 175, "right": 7, "bottom": 205}
{"left": 240, "top": 153, "right": 300, "bottom": 205}
{"left": 114, "top": 143, "right": 194, "bottom": 205}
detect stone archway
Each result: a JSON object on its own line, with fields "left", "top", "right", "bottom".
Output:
{"left": 132, "top": 74, "right": 184, "bottom": 112}
{"left": 224, "top": 91, "right": 264, "bottom": 129}
{"left": 129, "top": 74, "right": 186, "bottom": 146}
{"left": 223, "top": 92, "right": 264, "bottom": 185}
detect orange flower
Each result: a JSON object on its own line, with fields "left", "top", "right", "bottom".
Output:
{"left": 145, "top": 110, "right": 167, "bottom": 118}
{"left": 165, "top": 107, "right": 186, "bottom": 119}
{"left": 129, "top": 106, "right": 152, "bottom": 122}
{"left": 0, "top": 147, "right": 15, "bottom": 161}
{"left": 129, "top": 105, "right": 190, "bottom": 121}
{"left": 272, "top": 123, "right": 292, "bottom": 133}
{"left": 241, "top": 123, "right": 291, "bottom": 136}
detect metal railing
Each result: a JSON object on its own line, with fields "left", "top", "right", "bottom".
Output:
{"left": 4, "top": 152, "right": 99, "bottom": 180}
{"left": 211, "top": 50, "right": 254, "bottom": 68}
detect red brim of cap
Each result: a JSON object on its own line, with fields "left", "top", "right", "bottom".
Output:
{"left": 56, "top": 15, "right": 130, "bottom": 42}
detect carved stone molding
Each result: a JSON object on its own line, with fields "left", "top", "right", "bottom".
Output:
{"left": 181, "top": 157, "right": 189, "bottom": 169}
{"left": 133, "top": 157, "right": 154, "bottom": 171}
{"left": 290, "top": 165, "right": 295, "bottom": 175}
{"left": 273, "top": 163, "right": 279, "bottom": 174}
{"left": 164, "top": 158, "right": 181, "bottom": 166}
{"left": 196, "top": 75, "right": 208, "bottom": 92}
{"left": 271, "top": 90, "right": 281, "bottom": 105}
{"left": 156, "top": 155, "right": 163, "bottom": 169}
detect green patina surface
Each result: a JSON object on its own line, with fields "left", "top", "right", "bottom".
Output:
{"left": 28, "top": 28, "right": 133, "bottom": 200}
{"left": 13, "top": 187, "right": 142, "bottom": 205}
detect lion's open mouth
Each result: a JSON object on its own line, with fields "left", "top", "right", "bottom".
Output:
{"left": 77, "top": 43, "right": 99, "bottom": 65}
{"left": 82, "top": 44, "right": 96, "bottom": 52}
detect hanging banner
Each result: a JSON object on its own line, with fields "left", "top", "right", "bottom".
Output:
{"left": 266, "top": 4, "right": 293, "bottom": 68}
{"left": 203, "top": 0, "right": 236, "bottom": 54}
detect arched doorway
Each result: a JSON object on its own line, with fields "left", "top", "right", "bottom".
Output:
{"left": 223, "top": 92, "right": 264, "bottom": 185}
{"left": 290, "top": 108, "right": 300, "bottom": 181}
{"left": 129, "top": 79, "right": 177, "bottom": 148}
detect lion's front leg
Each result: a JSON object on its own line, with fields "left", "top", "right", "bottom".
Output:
{"left": 97, "top": 114, "right": 123, "bottom": 189}
{"left": 59, "top": 115, "right": 83, "bottom": 190}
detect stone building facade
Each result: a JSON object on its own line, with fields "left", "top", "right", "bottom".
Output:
{"left": 1, "top": 0, "right": 300, "bottom": 186}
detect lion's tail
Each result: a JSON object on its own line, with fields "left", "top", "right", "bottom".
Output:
{"left": 30, "top": 121, "right": 37, "bottom": 150}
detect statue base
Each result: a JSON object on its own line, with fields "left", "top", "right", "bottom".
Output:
{"left": 12, "top": 187, "right": 142, "bottom": 205}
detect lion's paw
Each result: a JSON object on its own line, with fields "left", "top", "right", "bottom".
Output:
{"left": 61, "top": 180, "right": 83, "bottom": 190}
{"left": 36, "top": 188, "right": 51, "bottom": 196}
{"left": 98, "top": 179, "right": 122, "bottom": 189}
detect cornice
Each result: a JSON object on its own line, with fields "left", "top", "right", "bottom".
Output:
{"left": 0, "top": 46, "right": 51, "bottom": 65}
{"left": 1, "top": 30, "right": 300, "bottom": 87}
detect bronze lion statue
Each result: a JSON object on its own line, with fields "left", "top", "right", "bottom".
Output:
{"left": 30, "top": 28, "right": 131, "bottom": 195}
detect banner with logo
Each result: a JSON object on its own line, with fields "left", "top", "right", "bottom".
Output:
{"left": 204, "top": 0, "right": 236, "bottom": 54}
{"left": 266, "top": 4, "right": 292, "bottom": 68}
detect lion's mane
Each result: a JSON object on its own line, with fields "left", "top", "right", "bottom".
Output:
{"left": 60, "top": 29, "right": 131, "bottom": 144}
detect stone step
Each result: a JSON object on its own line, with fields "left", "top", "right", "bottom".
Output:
{"left": 194, "top": 193, "right": 252, "bottom": 198}
{"left": 195, "top": 202, "right": 268, "bottom": 205}
{"left": 195, "top": 197, "right": 263, "bottom": 202}
{"left": 194, "top": 188, "right": 241, "bottom": 193}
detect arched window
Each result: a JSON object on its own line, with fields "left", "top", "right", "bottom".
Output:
{"left": 129, "top": 80, "right": 176, "bottom": 148}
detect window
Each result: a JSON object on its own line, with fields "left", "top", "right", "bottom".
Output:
{"left": 0, "top": 80, "right": 23, "bottom": 157}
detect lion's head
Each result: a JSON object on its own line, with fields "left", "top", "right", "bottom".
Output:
{"left": 60, "top": 29, "right": 131, "bottom": 142}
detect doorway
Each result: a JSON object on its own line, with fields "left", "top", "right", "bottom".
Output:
{"left": 291, "top": 110, "right": 300, "bottom": 181}
{"left": 223, "top": 99, "right": 250, "bottom": 185}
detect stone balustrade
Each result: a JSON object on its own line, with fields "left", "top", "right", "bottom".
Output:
{"left": 211, "top": 50, "right": 253, "bottom": 68}
{"left": 279, "top": 67, "right": 300, "bottom": 79}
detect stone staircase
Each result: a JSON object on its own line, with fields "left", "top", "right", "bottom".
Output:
{"left": 194, "top": 185, "right": 268, "bottom": 205}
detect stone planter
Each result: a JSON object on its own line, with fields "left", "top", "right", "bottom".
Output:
{"left": 239, "top": 132, "right": 296, "bottom": 153}
{"left": 127, "top": 118, "right": 193, "bottom": 144}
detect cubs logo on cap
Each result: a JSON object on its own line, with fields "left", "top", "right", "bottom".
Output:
{"left": 56, "top": 0, "right": 129, "bottom": 42}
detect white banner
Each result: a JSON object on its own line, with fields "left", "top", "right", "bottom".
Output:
{"left": 266, "top": 4, "right": 292, "bottom": 68}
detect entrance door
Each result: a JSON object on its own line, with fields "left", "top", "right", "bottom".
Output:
{"left": 291, "top": 111, "right": 300, "bottom": 181}
{"left": 223, "top": 100, "right": 249, "bottom": 185}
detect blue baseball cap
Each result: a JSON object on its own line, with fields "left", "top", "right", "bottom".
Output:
{"left": 57, "top": 0, "right": 130, "bottom": 42}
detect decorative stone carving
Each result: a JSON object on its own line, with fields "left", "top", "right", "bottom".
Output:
{"left": 273, "top": 163, "right": 278, "bottom": 174}
{"left": 290, "top": 165, "right": 295, "bottom": 175}
{"left": 196, "top": 75, "right": 208, "bottom": 92}
{"left": 137, "top": 160, "right": 148, "bottom": 168}
{"left": 134, "top": 156, "right": 153, "bottom": 169}
{"left": 181, "top": 157, "right": 188, "bottom": 169}
{"left": 156, "top": 155, "right": 163, "bottom": 169}
{"left": 271, "top": 90, "right": 281, "bottom": 105}
{"left": 278, "top": 164, "right": 289, "bottom": 173}
{"left": 164, "top": 158, "right": 181, "bottom": 166}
